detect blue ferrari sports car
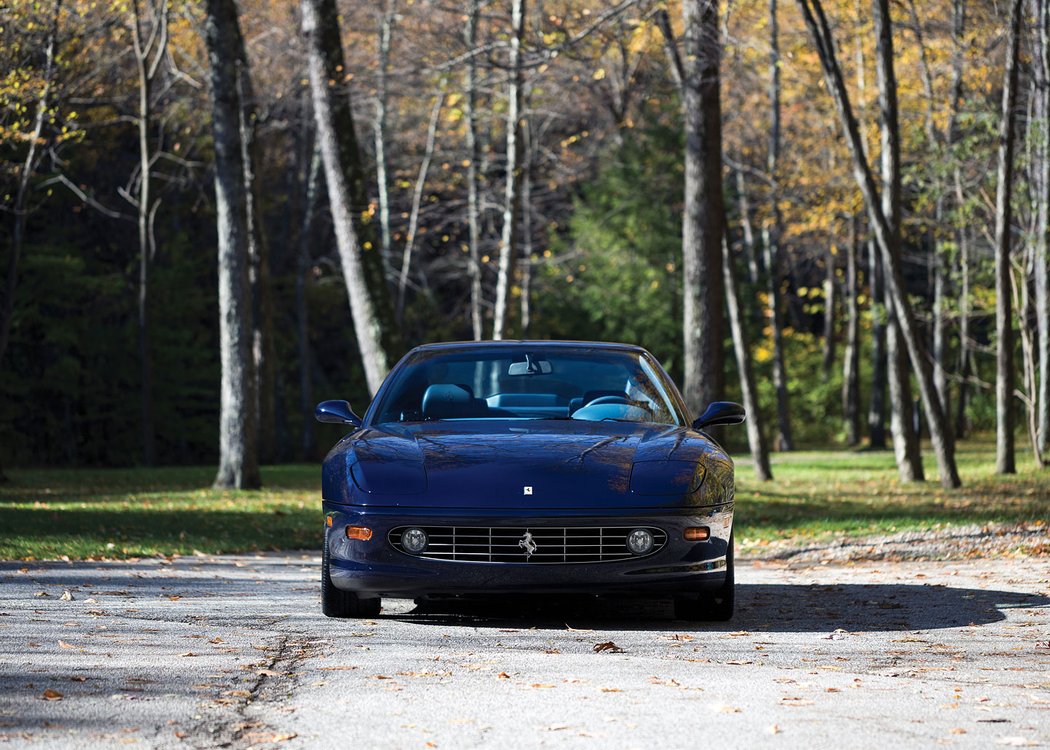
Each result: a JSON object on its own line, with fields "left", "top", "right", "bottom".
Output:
{"left": 316, "top": 340, "right": 744, "bottom": 621}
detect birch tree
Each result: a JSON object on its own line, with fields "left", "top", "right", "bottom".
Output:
{"left": 795, "top": 0, "right": 961, "bottom": 488}
{"left": 204, "top": 0, "right": 259, "bottom": 489}
{"left": 993, "top": 0, "right": 1023, "bottom": 475}
{"left": 302, "top": 0, "right": 390, "bottom": 394}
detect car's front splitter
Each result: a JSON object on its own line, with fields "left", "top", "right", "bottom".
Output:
{"left": 322, "top": 504, "right": 733, "bottom": 598}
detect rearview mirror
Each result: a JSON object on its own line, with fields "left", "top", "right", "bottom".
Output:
{"left": 315, "top": 400, "right": 362, "bottom": 427}
{"left": 692, "top": 401, "right": 746, "bottom": 431}
{"left": 507, "top": 356, "right": 552, "bottom": 375}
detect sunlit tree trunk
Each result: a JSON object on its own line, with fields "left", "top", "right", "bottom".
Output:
{"left": 723, "top": 237, "right": 773, "bottom": 480}
{"left": 1033, "top": 0, "right": 1050, "bottom": 461}
{"left": 396, "top": 93, "right": 443, "bottom": 322}
{"left": 994, "top": 0, "right": 1023, "bottom": 475}
{"left": 796, "top": 0, "right": 960, "bottom": 487}
{"left": 302, "top": 0, "right": 390, "bottom": 394}
{"left": 822, "top": 245, "right": 836, "bottom": 379}
{"left": 680, "top": 0, "right": 726, "bottom": 414}
{"left": 764, "top": 0, "right": 792, "bottom": 449}
{"left": 375, "top": 0, "right": 396, "bottom": 272}
{"left": 465, "top": 0, "right": 484, "bottom": 340}
{"left": 129, "top": 0, "right": 166, "bottom": 467}
{"left": 492, "top": 0, "right": 525, "bottom": 340}
{"left": 873, "top": 0, "right": 922, "bottom": 481}
{"left": 204, "top": 0, "right": 260, "bottom": 490}
{"left": 842, "top": 216, "right": 861, "bottom": 446}
{"left": 296, "top": 142, "right": 322, "bottom": 460}
{"left": 520, "top": 118, "right": 534, "bottom": 335}
{"left": 309, "top": 0, "right": 399, "bottom": 360}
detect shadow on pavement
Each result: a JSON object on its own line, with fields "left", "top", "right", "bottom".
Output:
{"left": 390, "top": 583, "right": 1049, "bottom": 632}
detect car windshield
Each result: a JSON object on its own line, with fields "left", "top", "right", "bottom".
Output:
{"left": 372, "top": 346, "right": 683, "bottom": 426}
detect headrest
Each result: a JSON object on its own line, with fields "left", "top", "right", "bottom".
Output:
{"left": 421, "top": 384, "right": 474, "bottom": 420}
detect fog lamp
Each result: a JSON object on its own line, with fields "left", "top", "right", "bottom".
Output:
{"left": 401, "top": 527, "right": 428, "bottom": 554}
{"left": 626, "top": 528, "right": 654, "bottom": 555}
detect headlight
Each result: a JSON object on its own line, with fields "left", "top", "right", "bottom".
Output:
{"left": 626, "top": 528, "right": 654, "bottom": 555}
{"left": 401, "top": 527, "right": 428, "bottom": 554}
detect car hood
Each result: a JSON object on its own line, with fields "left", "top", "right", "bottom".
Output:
{"left": 323, "top": 420, "right": 732, "bottom": 509}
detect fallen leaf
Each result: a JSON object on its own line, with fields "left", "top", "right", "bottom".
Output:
{"left": 723, "top": 660, "right": 753, "bottom": 666}
{"left": 949, "top": 728, "right": 967, "bottom": 735}
{"left": 209, "top": 637, "right": 224, "bottom": 644}
{"left": 600, "top": 687, "right": 622, "bottom": 693}
{"left": 497, "top": 672, "right": 511, "bottom": 679}
{"left": 60, "top": 590, "right": 74, "bottom": 601}
{"left": 593, "top": 641, "right": 624, "bottom": 654}
{"left": 545, "top": 648, "right": 561, "bottom": 654}
{"left": 780, "top": 697, "right": 815, "bottom": 707}
{"left": 179, "top": 652, "right": 197, "bottom": 657}
{"left": 167, "top": 595, "right": 181, "bottom": 601}
{"left": 58, "top": 640, "right": 75, "bottom": 650}
{"left": 712, "top": 703, "right": 741, "bottom": 713}
{"left": 768, "top": 724, "right": 781, "bottom": 735}
{"left": 565, "top": 624, "right": 595, "bottom": 633}
{"left": 42, "top": 689, "right": 63, "bottom": 701}
{"left": 371, "top": 675, "right": 393, "bottom": 680}
{"left": 530, "top": 683, "right": 555, "bottom": 688}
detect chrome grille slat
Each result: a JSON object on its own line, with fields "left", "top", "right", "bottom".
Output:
{"left": 389, "top": 526, "right": 666, "bottom": 564}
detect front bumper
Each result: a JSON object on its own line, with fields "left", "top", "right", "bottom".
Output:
{"left": 322, "top": 503, "right": 733, "bottom": 598}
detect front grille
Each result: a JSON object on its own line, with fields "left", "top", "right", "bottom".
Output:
{"left": 388, "top": 526, "right": 667, "bottom": 564}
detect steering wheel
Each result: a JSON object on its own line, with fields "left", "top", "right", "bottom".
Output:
{"left": 586, "top": 395, "right": 631, "bottom": 406}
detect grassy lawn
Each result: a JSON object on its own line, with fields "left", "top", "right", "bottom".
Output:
{"left": 0, "top": 438, "right": 1046, "bottom": 560}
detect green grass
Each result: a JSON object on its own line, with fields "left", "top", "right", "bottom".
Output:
{"left": 0, "top": 438, "right": 1046, "bottom": 560}
{"left": 734, "top": 439, "right": 1049, "bottom": 551}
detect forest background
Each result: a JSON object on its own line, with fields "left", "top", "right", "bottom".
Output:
{"left": 3, "top": 0, "right": 1049, "bottom": 495}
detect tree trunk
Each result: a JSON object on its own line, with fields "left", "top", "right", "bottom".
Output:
{"left": 520, "top": 117, "right": 534, "bottom": 335}
{"left": 680, "top": 0, "right": 726, "bottom": 415}
{"left": 297, "top": 143, "right": 322, "bottom": 460}
{"left": 302, "top": 0, "right": 390, "bottom": 394}
{"left": 842, "top": 215, "right": 861, "bottom": 446}
{"left": 867, "top": 237, "right": 887, "bottom": 448}
{"left": 492, "top": 0, "right": 525, "bottom": 341}
{"left": 1033, "top": 0, "right": 1050, "bottom": 460}
{"left": 311, "top": 0, "right": 400, "bottom": 359}
{"left": 821, "top": 245, "right": 836, "bottom": 379}
{"left": 465, "top": 0, "right": 484, "bottom": 341}
{"left": 796, "top": 0, "right": 961, "bottom": 487}
{"left": 129, "top": 0, "right": 166, "bottom": 468}
{"left": 723, "top": 237, "right": 773, "bottom": 480}
{"left": 0, "top": 0, "right": 62, "bottom": 366}
{"left": 396, "top": 93, "right": 443, "bottom": 322}
{"left": 955, "top": 197, "right": 972, "bottom": 439}
{"left": 873, "top": 0, "right": 922, "bottom": 481}
{"left": 375, "top": 0, "right": 396, "bottom": 272}
{"left": 763, "top": 0, "right": 792, "bottom": 449}
{"left": 204, "top": 0, "right": 260, "bottom": 490}
{"left": 228, "top": 17, "right": 276, "bottom": 466}
{"left": 994, "top": 0, "right": 1023, "bottom": 475}
{"left": 734, "top": 169, "right": 761, "bottom": 286}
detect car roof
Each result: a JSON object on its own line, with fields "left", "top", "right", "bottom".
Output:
{"left": 406, "top": 340, "right": 650, "bottom": 356}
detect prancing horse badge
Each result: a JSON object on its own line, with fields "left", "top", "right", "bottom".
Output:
{"left": 523, "top": 486, "right": 533, "bottom": 495}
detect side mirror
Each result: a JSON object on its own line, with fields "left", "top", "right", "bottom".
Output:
{"left": 315, "top": 400, "right": 362, "bottom": 427}
{"left": 692, "top": 401, "right": 746, "bottom": 431}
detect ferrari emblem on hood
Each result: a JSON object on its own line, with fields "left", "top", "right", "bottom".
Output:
{"left": 523, "top": 486, "right": 533, "bottom": 495}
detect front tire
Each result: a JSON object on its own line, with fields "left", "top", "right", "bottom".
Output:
{"left": 674, "top": 533, "right": 734, "bottom": 622}
{"left": 322, "top": 532, "right": 381, "bottom": 618}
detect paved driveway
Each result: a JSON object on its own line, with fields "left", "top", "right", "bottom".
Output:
{"left": 1, "top": 555, "right": 1047, "bottom": 748}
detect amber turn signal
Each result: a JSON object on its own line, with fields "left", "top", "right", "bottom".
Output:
{"left": 345, "top": 526, "right": 373, "bottom": 541}
{"left": 684, "top": 526, "right": 710, "bottom": 541}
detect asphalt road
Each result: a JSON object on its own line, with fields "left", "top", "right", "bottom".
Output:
{"left": 1, "top": 554, "right": 1048, "bottom": 749}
